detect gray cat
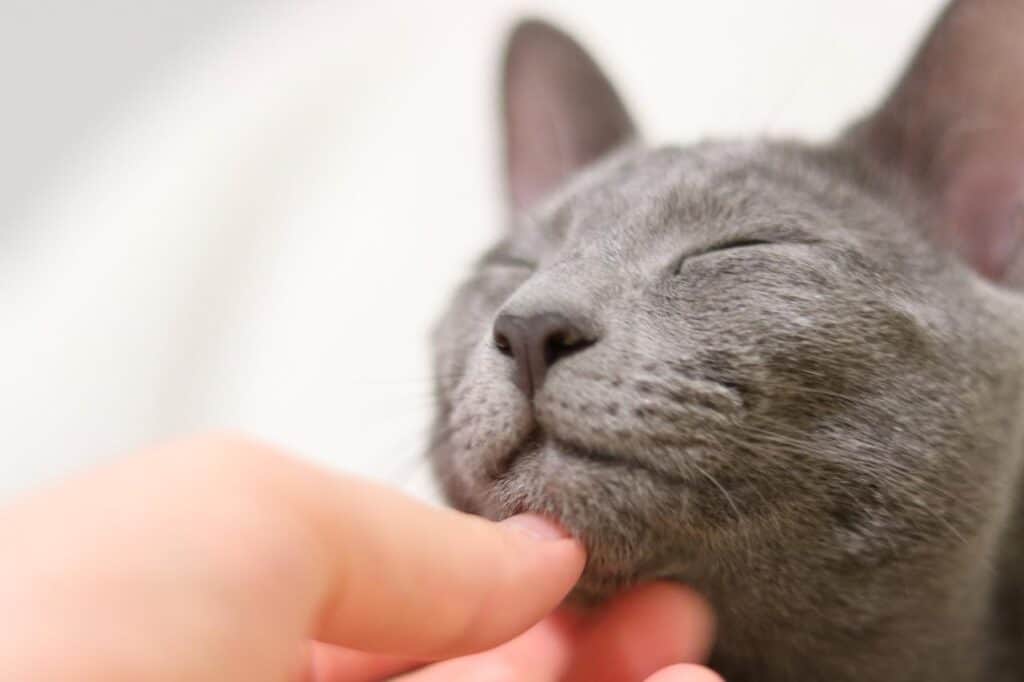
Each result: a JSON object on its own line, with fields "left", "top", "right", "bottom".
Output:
{"left": 427, "top": 2, "right": 1024, "bottom": 680}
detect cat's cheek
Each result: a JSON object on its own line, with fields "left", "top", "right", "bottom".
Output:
{"left": 442, "top": 341, "right": 535, "bottom": 498}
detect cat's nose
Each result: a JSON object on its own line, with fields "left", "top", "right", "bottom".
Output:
{"left": 492, "top": 312, "right": 596, "bottom": 398}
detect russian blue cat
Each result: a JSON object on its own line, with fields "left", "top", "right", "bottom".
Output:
{"left": 429, "top": 2, "right": 1024, "bottom": 679}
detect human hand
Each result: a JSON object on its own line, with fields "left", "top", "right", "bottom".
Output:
{"left": 0, "top": 435, "right": 720, "bottom": 681}
{"left": 333, "top": 581, "right": 722, "bottom": 682}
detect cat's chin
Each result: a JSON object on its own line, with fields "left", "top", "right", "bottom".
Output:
{"left": 465, "top": 435, "right": 706, "bottom": 602}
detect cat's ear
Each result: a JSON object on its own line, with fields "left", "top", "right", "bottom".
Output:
{"left": 502, "top": 20, "right": 637, "bottom": 210}
{"left": 849, "top": 0, "right": 1024, "bottom": 283}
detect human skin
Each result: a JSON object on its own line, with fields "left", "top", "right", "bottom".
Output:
{"left": 0, "top": 435, "right": 719, "bottom": 681}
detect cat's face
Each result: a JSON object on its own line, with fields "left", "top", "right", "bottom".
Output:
{"left": 429, "top": 12, "right": 1024, "bottom": 601}
{"left": 431, "top": 138, "right": 1014, "bottom": 598}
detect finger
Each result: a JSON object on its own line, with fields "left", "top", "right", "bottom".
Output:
{"left": 644, "top": 664, "right": 724, "bottom": 682}
{"left": 198, "top": 436, "right": 586, "bottom": 659}
{"left": 302, "top": 641, "right": 420, "bottom": 682}
{"left": 303, "top": 610, "right": 586, "bottom": 681}
{"left": 288, "top": 478, "right": 585, "bottom": 658}
{"left": 394, "top": 611, "right": 577, "bottom": 682}
{"left": 565, "top": 583, "right": 715, "bottom": 682}
{"left": 0, "top": 436, "right": 584, "bottom": 682}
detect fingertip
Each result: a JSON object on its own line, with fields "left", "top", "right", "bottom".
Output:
{"left": 644, "top": 663, "right": 724, "bottom": 682}
{"left": 492, "top": 513, "right": 587, "bottom": 610}
{"left": 498, "top": 514, "right": 587, "bottom": 570}
{"left": 565, "top": 581, "right": 716, "bottom": 682}
{"left": 304, "top": 641, "right": 419, "bottom": 682}
{"left": 419, "top": 513, "right": 585, "bottom": 656}
{"left": 499, "top": 513, "right": 575, "bottom": 542}
{"left": 394, "top": 614, "right": 578, "bottom": 682}
{"left": 613, "top": 582, "right": 716, "bottom": 661}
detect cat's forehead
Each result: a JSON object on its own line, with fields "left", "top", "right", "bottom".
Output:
{"left": 523, "top": 140, "right": 846, "bottom": 252}
{"left": 564, "top": 140, "right": 781, "bottom": 207}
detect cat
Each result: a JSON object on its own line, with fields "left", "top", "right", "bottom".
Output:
{"left": 427, "top": 1, "right": 1024, "bottom": 680}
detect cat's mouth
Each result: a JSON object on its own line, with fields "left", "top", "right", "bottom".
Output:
{"left": 493, "top": 428, "right": 688, "bottom": 485}
{"left": 478, "top": 429, "right": 706, "bottom": 600}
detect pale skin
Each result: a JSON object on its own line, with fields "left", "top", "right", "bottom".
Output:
{"left": 0, "top": 435, "right": 721, "bottom": 682}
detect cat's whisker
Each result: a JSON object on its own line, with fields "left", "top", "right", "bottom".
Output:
{"left": 692, "top": 460, "right": 743, "bottom": 523}
{"left": 723, "top": 421, "right": 975, "bottom": 551}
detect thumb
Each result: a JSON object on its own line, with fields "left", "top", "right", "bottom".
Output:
{"left": 305, "top": 487, "right": 586, "bottom": 658}
{"left": 221, "top": 438, "right": 586, "bottom": 659}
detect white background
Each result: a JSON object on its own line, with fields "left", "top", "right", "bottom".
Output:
{"left": 1, "top": 0, "right": 946, "bottom": 501}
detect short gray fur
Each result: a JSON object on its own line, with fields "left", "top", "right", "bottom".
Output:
{"left": 428, "top": 2, "right": 1024, "bottom": 680}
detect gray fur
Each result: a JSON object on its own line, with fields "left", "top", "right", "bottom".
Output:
{"left": 427, "top": 4, "right": 1024, "bottom": 680}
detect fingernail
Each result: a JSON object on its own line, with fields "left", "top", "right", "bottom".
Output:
{"left": 500, "top": 513, "right": 573, "bottom": 541}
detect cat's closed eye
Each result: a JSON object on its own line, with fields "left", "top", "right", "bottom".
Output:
{"left": 701, "top": 238, "right": 774, "bottom": 254}
{"left": 675, "top": 238, "right": 774, "bottom": 274}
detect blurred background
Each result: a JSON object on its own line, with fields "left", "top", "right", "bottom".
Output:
{"left": 1, "top": 0, "right": 945, "bottom": 502}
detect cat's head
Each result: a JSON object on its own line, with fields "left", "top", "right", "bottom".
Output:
{"left": 429, "top": 3, "right": 1024, "bottom": 601}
